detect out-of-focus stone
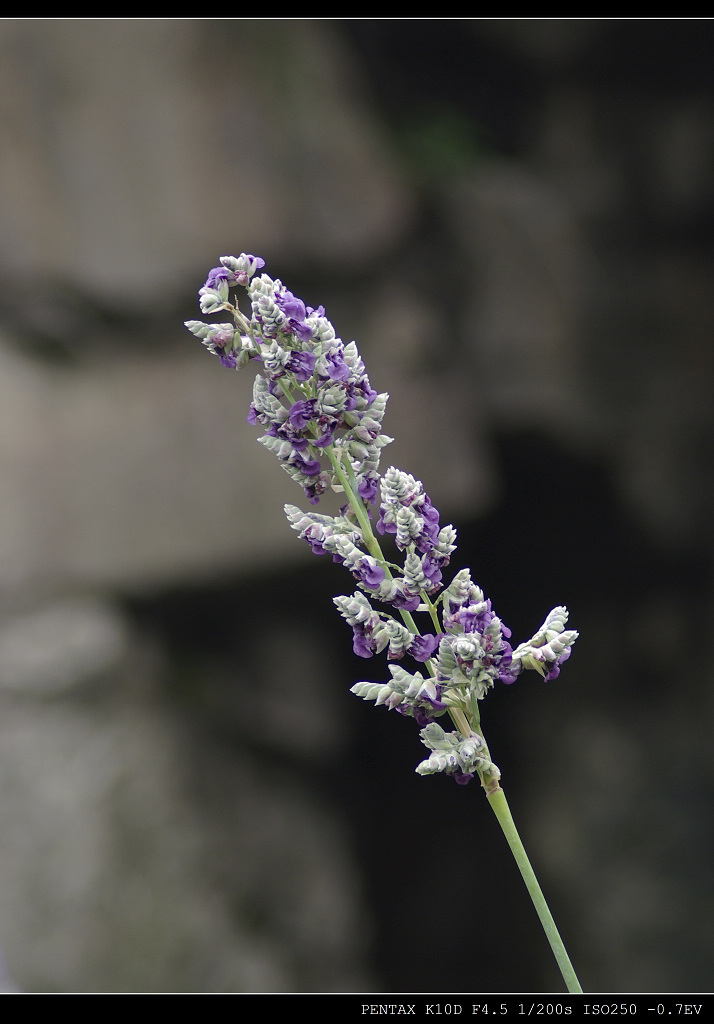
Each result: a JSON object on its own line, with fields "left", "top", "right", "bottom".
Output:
{"left": 0, "top": 20, "right": 413, "bottom": 310}
{"left": 0, "top": 651, "right": 372, "bottom": 992}
{"left": 0, "top": 339, "right": 304, "bottom": 597}
{"left": 0, "top": 596, "right": 128, "bottom": 695}
{"left": 444, "top": 163, "right": 598, "bottom": 445}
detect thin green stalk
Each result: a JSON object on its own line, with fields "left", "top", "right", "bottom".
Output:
{"left": 324, "top": 444, "right": 422, "bottom": 636}
{"left": 486, "top": 785, "right": 583, "bottom": 994}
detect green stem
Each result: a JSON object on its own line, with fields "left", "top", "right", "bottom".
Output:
{"left": 325, "top": 446, "right": 475, "bottom": 738}
{"left": 324, "top": 445, "right": 423, "bottom": 635}
{"left": 325, "top": 446, "right": 381, "bottom": 559}
{"left": 486, "top": 785, "right": 583, "bottom": 993}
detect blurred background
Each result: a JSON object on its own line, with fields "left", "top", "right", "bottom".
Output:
{"left": 0, "top": 18, "right": 712, "bottom": 993}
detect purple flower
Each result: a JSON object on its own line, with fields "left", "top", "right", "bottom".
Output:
{"left": 304, "top": 471, "right": 331, "bottom": 504}
{"left": 544, "top": 646, "right": 572, "bottom": 681}
{"left": 288, "top": 399, "right": 316, "bottom": 432}
{"left": 276, "top": 289, "right": 306, "bottom": 321}
{"left": 286, "top": 350, "right": 316, "bottom": 382}
{"left": 292, "top": 451, "right": 322, "bottom": 477}
{"left": 410, "top": 633, "right": 441, "bottom": 662}
{"left": 389, "top": 590, "right": 421, "bottom": 612}
{"left": 354, "top": 557, "right": 386, "bottom": 588}
{"left": 319, "top": 349, "right": 350, "bottom": 383}
{"left": 498, "top": 663, "right": 521, "bottom": 686}
{"left": 397, "top": 705, "right": 437, "bottom": 729}
{"left": 375, "top": 513, "right": 396, "bottom": 538}
{"left": 358, "top": 472, "right": 380, "bottom": 505}
{"left": 204, "top": 254, "right": 265, "bottom": 290}
{"left": 353, "top": 630, "right": 377, "bottom": 658}
{"left": 313, "top": 427, "right": 336, "bottom": 448}
{"left": 232, "top": 254, "right": 265, "bottom": 285}
{"left": 413, "top": 497, "right": 442, "bottom": 553}
{"left": 203, "top": 266, "right": 231, "bottom": 290}
{"left": 275, "top": 290, "right": 314, "bottom": 342}
{"left": 419, "top": 554, "right": 444, "bottom": 591}
{"left": 302, "top": 526, "right": 330, "bottom": 556}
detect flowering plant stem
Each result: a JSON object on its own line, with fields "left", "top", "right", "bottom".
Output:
{"left": 186, "top": 253, "right": 584, "bottom": 993}
{"left": 486, "top": 786, "right": 583, "bottom": 993}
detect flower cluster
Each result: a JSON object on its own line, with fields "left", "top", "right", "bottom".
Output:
{"left": 186, "top": 254, "right": 578, "bottom": 786}
{"left": 187, "top": 255, "right": 389, "bottom": 505}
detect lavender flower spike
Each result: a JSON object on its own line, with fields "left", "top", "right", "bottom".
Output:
{"left": 185, "top": 255, "right": 578, "bottom": 787}
{"left": 186, "top": 252, "right": 584, "bottom": 994}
